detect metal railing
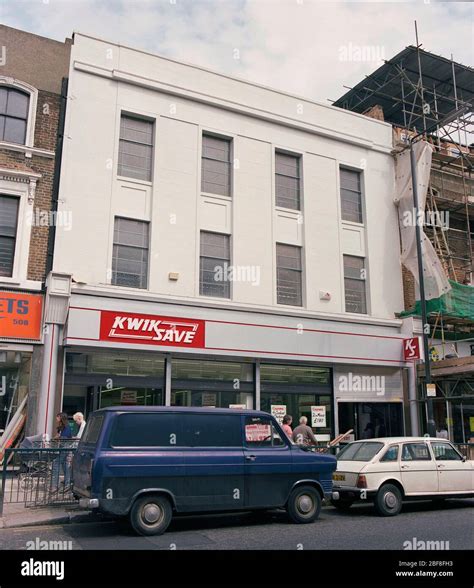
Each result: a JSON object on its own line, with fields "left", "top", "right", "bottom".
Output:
{"left": 0, "top": 440, "right": 79, "bottom": 515}
{"left": 454, "top": 443, "right": 474, "bottom": 460}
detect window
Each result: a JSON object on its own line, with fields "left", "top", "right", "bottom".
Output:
{"left": 118, "top": 114, "right": 154, "bottom": 181}
{"left": 431, "top": 442, "right": 463, "bottom": 461}
{"left": 275, "top": 152, "right": 301, "bottom": 210}
{"left": 276, "top": 243, "right": 302, "bottom": 306}
{"left": 200, "top": 231, "right": 230, "bottom": 298}
{"left": 81, "top": 415, "right": 104, "bottom": 445}
{"left": 201, "top": 134, "right": 231, "bottom": 196}
{"left": 110, "top": 413, "right": 181, "bottom": 447}
{"left": 0, "top": 87, "right": 29, "bottom": 145}
{"left": 380, "top": 445, "right": 399, "bottom": 462}
{"left": 344, "top": 255, "right": 367, "bottom": 314}
{"left": 112, "top": 217, "right": 149, "bottom": 289}
{"left": 337, "top": 442, "right": 384, "bottom": 461}
{"left": 340, "top": 168, "right": 363, "bottom": 223}
{"left": 182, "top": 414, "right": 242, "bottom": 447}
{"left": 401, "top": 443, "right": 431, "bottom": 461}
{"left": 0, "top": 195, "right": 19, "bottom": 277}
{"left": 244, "top": 416, "right": 286, "bottom": 448}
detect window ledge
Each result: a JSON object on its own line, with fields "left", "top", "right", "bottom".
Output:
{"left": 201, "top": 191, "right": 232, "bottom": 201}
{"left": 116, "top": 175, "right": 153, "bottom": 187}
{"left": 0, "top": 141, "right": 54, "bottom": 159}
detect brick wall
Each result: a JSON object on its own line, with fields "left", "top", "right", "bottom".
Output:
{"left": 0, "top": 90, "right": 61, "bottom": 283}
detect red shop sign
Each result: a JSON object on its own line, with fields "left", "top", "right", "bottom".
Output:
{"left": 99, "top": 311, "right": 205, "bottom": 348}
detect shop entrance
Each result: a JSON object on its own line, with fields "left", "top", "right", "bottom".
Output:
{"left": 338, "top": 402, "right": 404, "bottom": 440}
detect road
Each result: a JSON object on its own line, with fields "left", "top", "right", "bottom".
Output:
{"left": 0, "top": 499, "right": 472, "bottom": 551}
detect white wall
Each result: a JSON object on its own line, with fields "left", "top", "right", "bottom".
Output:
{"left": 54, "top": 33, "right": 404, "bottom": 322}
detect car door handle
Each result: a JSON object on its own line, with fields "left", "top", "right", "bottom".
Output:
{"left": 401, "top": 465, "right": 410, "bottom": 469}
{"left": 437, "top": 464, "right": 445, "bottom": 468}
{"left": 245, "top": 455, "right": 256, "bottom": 462}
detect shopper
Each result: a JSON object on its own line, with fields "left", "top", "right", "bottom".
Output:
{"left": 292, "top": 416, "right": 318, "bottom": 446}
{"left": 73, "top": 412, "right": 86, "bottom": 439}
{"left": 51, "top": 413, "right": 73, "bottom": 491}
{"left": 281, "top": 415, "right": 293, "bottom": 440}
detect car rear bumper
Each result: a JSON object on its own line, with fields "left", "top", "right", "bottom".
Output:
{"left": 78, "top": 498, "right": 100, "bottom": 509}
{"left": 332, "top": 485, "right": 377, "bottom": 501}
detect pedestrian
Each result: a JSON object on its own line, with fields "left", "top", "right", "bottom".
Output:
{"left": 361, "top": 422, "right": 374, "bottom": 439}
{"left": 73, "top": 412, "right": 86, "bottom": 439}
{"left": 281, "top": 415, "right": 293, "bottom": 440}
{"left": 292, "top": 416, "right": 318, "bottom": 446}
{"left": 51, "top": 413, "right": 73, "bottom": 491}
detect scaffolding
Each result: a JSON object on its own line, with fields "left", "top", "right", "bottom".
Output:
{"left": 333, "top": 41, "right": 474, "bottom": 339}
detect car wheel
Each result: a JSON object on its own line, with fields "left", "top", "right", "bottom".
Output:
{"left": 130, "top": 494, "right": 172, "bottom": 536}
{"left": 374, "top": 484, "right": 402, "bottom": 517}
{"left": 287, "top": 485, "right": 321, "bottom": 524}
{"left": 330, "top": 497, "right": 354, "bottom": 511}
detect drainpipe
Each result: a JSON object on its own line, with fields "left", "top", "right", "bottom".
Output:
{"left": 36, "top": 272, "right": 72, "bottom": 436}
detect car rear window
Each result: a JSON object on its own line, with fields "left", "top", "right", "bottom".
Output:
{"left": 337, "top": 442, "right": 384, "bottom": 461}
{"left": 109, "top": 413, "right": 242, "bottom": 447}
{"left": 81, "top": 415, "right": 104, "bottom": 445}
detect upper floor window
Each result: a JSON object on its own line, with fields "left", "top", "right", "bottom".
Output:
{"left": 275, "top": 152, "right": 301, "bottom": 210}
{"left": 112, "top": 217, "right": 149, "bottom": 289}
{"left": 118, "top": 114, "right": 154, "bottom": 182}
{"left": 0, "top": 195, "right": 19, "bottom": 277}
{"left": 276, "top": 243, "right": 302, "bottom": 306}
{"left": 340, "top": 168, "right": 363, "bottom": 223}
{"left": 200, "top": 231, "right": 230, "bottom": 298}
{"left": 344, "top": 255, "right": 367, "bottom": 314}
{"left": 201, "top": 134, "right": 231, "bottom": 196}
{"left": 0, "top": 87, "right": 29, "bottom": 145}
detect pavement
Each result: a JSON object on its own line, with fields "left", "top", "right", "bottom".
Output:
{"left": 0, "top": 501, "right": 98, "bottom": 529}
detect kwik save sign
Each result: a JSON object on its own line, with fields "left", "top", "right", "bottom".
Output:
{"left": 99, "top": 311, "right": 206, "bottom": 348}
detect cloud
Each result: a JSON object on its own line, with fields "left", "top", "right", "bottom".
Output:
{"left": 2, "top": 0, "right": 472, "bottom": 106}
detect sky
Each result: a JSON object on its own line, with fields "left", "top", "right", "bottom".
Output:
{"left": 1, "top": 0, "right": 473, "bottom": 106}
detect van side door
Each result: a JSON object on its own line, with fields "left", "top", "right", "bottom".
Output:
{"left": 243, "top": 415, "right": 292, "bottom": 508}
{"left": 181, "top": 414, "right": 245, "bottom": 512}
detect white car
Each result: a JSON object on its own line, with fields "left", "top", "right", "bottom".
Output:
{"left": 331, "top": 437, "right": 474, "bottom": 516}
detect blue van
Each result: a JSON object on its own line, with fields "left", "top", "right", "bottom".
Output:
{"left": 72, "top": 407, "right": 337, "bottom": 535}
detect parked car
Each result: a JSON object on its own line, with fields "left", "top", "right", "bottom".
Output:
{"left": 72, "top": 406, "right": 337, "bottom": 535}
{"left": 331, "top": 437, "right": 473, "bottom": 516}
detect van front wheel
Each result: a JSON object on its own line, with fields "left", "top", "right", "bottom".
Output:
{"left": 287, "top": 486, "right": 321, "bottom": 524}
{"left": 130, "top": 495, "right": 172, "bottom": 536}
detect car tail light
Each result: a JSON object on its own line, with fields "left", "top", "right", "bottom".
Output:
{"left": 356, "top": 474, "right": 367, "bottom": 489}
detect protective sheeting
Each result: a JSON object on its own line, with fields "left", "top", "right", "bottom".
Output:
{"left": 394, "top": 141, "right": 451, "bottom": 300}
{"left": 400, "top": 280, "right": 474, "bottom": 321}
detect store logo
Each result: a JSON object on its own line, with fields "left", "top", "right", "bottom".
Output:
{"left": 99, "top": 311, "right": 205, "bottom": 348}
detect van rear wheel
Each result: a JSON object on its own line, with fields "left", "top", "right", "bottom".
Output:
{"left": 130, "top": 495, "right": 172, "bottom": 536}
{"left": 287, "top": 485, "right": 321, "bottom": 524}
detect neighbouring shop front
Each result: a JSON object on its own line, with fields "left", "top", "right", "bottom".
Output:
{"left": 0, "top": 290, "right": 44, "bottom": 437}
{"left": 58, "top": 294, "right": 409, "bottom": 441}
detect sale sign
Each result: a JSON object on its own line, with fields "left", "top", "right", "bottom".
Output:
{"left": 311, "top": 406, "right": 326, "bottom": 428}
{"left": 403, "top": 337, "right": 421, "bottom": 360}
{"left": 271, "top": 405, "right": 286, "bottom": 424}
{"left": 100, "top": 311, "right": 205, "bottom": 348}
{"left": 0, "top": 292, "right": 43, "bottom": 341}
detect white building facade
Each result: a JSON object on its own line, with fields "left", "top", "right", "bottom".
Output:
{"left": 47, "top": 32, "right": 414, "bottom": 440}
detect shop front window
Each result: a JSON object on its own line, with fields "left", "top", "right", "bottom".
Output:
{"left": 260, "top": 364, "right": 332, "bottom": 441}
{"left": 64, "top": 351, "right": 165, "bottom": 415}
{"left": 171, "top": 358, "right": 254, "bottom": 409}
{"left": 0, "top": 351, "right": 31, "bottom": 434}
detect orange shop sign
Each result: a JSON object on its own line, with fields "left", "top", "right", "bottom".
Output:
{"left": 0, "top": 292, "right": 43, "bottom": 341}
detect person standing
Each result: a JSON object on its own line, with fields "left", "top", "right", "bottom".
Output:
{"left": 292, "top": 416, "right": 318, "bottom": 446}
{"left": 51, "top": 413, "right": 73, "bottom": 491}
{"left": 73, "top": 412, "right": 86, "bottom": 438}
{"left": 281, "top": 415, "right": 293, "bottom": 440}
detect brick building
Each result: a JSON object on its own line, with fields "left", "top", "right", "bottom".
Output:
{"left": 0, "top": 26, "right": 71, "bottom": 437}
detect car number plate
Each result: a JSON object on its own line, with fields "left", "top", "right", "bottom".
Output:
{"left": 333, "top": 474, "right": 346, "bottom": 481}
